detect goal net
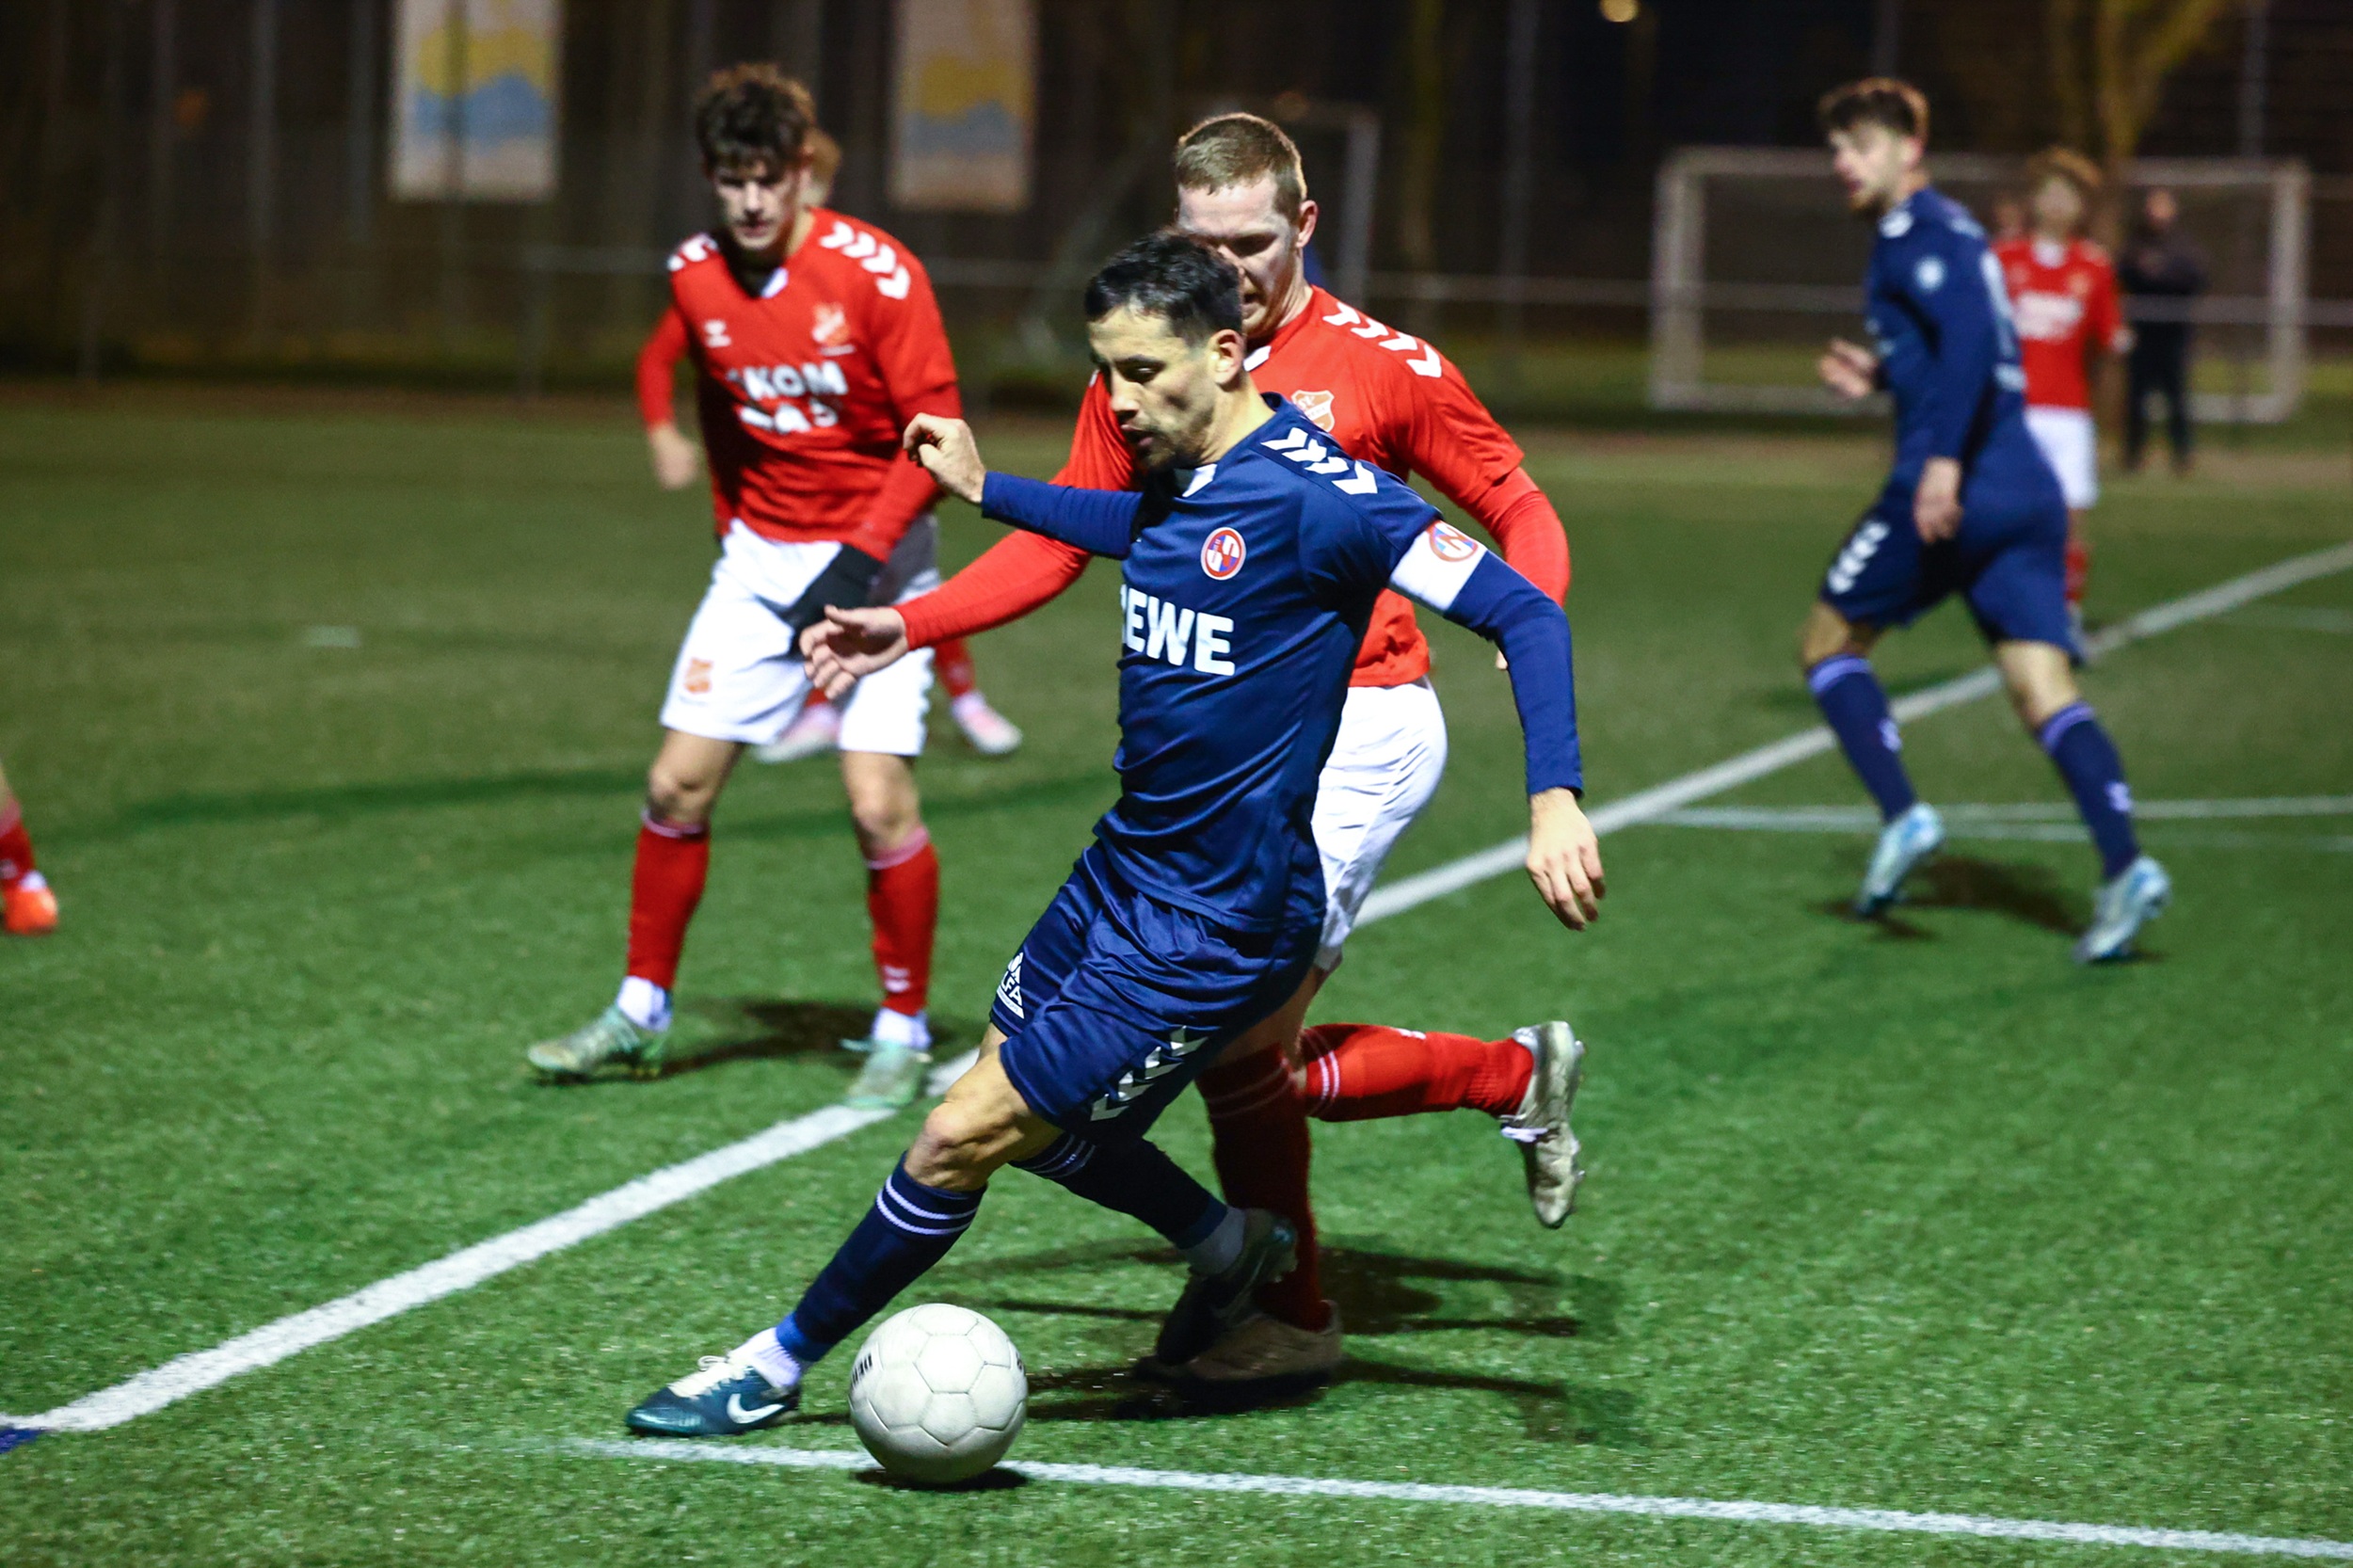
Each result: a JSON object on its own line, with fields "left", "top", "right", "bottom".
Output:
{"left": 1648, "top": 148, "right": 2312, "bottom": 423}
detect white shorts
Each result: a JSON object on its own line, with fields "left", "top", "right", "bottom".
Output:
{"left": 1311, "top": 678, "right": 1449, "bottom": 971}
{"left": 2025, "top": 406, "right": 2099, "bottom": 510}
{"left": 659, "top": 519, "right": 938, "bottom": 755}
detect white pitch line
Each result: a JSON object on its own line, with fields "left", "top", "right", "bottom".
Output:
{"left": 8, "top": 1050, "right": 978, "bottom": 1435}
{"left": 1356, "top": 540, "right": 2353, "bottom": 929}
{"left": 14, "top": 541, "right": 2352, "bottom": 1441}
{"left": 571, "top": 1439, "right": 2353, "bottom": 1560}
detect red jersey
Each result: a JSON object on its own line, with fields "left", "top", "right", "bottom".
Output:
{"left": 1993, "top": 236, "right": 2125, "bottom": 412}
{"left": 636, "top": 209, "right": 960, "bottom": 558}
{"left": 895, "top": 286, "right": 1565, "bottom": 686}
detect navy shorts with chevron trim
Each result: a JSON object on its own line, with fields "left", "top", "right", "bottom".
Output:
{"left": 989, "top": 844, "right": 1318, "bottom": 1140}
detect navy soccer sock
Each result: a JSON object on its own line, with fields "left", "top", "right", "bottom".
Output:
{"left": 2038, "top": 702, "right": 2140, "bottom": 879}
{"left": 1807, "top": 653, "right": 1918, "bottom": 823}
{"left": 1014, "top": 1133, "right": 1227, "bottom": 1252}
{"left": 775, "top": 1160, "right": 984, "bottom": 1364}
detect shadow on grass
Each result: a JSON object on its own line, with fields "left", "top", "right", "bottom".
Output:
{"left": 918, "top": 1240, "right": 1639, "bottom": 1444}
{"left": 1823, "top": 853, "right": 2087, "bottom": 938}
{"left": 531, "top": 997, "right": 985, "bottom": 1083}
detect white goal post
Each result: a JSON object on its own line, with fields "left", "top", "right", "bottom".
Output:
{"left": 1649, "top": 147, "right": 2311, "bottom": 423}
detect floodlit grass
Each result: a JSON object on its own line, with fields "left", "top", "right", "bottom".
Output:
{"left": 0, "top": 393, "right": 2347, "bottom": 1565}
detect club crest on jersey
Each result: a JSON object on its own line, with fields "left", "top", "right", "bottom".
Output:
{"left": 1424, "top": 521, "right": 1479, "bottom": 563}
{"left": 682, "top": 658, "right": 712, "bottom": 696}
{"left": 1292, "top": 390, "right": 1336, "bottom": 430}
{"left": 1200, "top": 527, "right": 1247, "bottom": 581}
{"left": 811, "top": 302, "right": 850, "bottom": 349}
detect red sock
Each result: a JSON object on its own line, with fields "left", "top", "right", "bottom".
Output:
{"left": 1197, "top": 1050, "right": 1329, "bottom": 1332}
{"left": 935, "top": 636, "right": 978, "bottom": 701}
{"left": 866, "top": 828, "right": 938, "bottom": 1016}
{"left": 624, "top": 811, "right": 710, "bottom": 991}
{"left": 1299, "top": 1023, "right": 1531, "bottom": 1120}
{"left": 0, "top": 799, "right": 36, "bottom": 888}
{"left": 2065, "top": 536, "right": 2091, "bottom": 609}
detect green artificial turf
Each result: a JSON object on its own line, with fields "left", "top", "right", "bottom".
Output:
{"left": 1, "top": 393, "right": 2348, "bottom": 1565}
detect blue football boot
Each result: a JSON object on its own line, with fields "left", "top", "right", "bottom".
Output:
{"left": 2073, "top": 855, "right": 2170, "bottom": 964}
{"left": 1855, "top": 801, "right": 1945, "bottom": 916}
{"left": 625, "top": 1348, "right": 797, "bottom": 1437}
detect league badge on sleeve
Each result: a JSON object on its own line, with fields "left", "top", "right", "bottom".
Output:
{"left": 1201, "top": 527, "right": 1247, "bottom": 581}
{"left": 1424, "top": 521, "right": 1480, "bottom": 562}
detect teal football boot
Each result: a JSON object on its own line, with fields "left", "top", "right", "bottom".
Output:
{"left": 527, "top": 1005, "right": 665, "bottom": 1082}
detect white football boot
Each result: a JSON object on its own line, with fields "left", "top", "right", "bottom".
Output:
{"left": 2073, "top": 855, "right": 2170, "bottom": 963}
{"left": 1501, "top": 1020, "right": 1585, "bottom": 1228}
{"left": 1855, "top": 801, "right": 1945, "bottom": 916}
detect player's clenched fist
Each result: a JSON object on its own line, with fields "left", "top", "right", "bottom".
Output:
{"left": 1526, "top": 787, "right": 1605, "bottom": 930}
{"left": 903, "top": 413, "right": 987, "bottom": 505}
{"left": 800, "top": 605, "right": 911, "bottom": 700}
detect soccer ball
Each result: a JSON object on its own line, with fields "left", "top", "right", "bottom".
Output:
{"left": 846, "top": 1304, "right": 1027, "bottom": 1485}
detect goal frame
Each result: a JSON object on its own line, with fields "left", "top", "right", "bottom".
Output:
{"left": 1648, "top": 147, "right": 2311, "bottom": 423}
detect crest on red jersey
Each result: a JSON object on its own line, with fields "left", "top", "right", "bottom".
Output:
{"left": 1201, "top": 527, "right": 1247, "bottom": 581}
{"left": 1292, "top": 390, "right": 1337, "bottom": 431}
{"left": 811, "top": 302, "right": 850, "bottom": 349}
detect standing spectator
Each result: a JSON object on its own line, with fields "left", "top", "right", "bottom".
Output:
{"left": 2117, "top": 188, "right": 2206, "bottom": 474}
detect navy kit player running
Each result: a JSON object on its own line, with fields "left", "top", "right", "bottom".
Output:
{"left": 623, "top": 232, "right": 1600, "bottom": 1436}
{"left": 1806, "top": 79, "right": 2168, "bottom": 962}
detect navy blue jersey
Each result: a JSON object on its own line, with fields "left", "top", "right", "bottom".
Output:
{"left": 1866, "top": 187, "right": 2057, "bottom": 505}
{"left": 980, "top": 394, "right": 1579, "bottom": 933}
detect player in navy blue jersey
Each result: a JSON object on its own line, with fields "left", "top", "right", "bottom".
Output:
{"left": 1804, "top": 79, "right": 2169, "bottom": 964}
{"left": 621, "top": 232, "right": 1601, "bottom": 1437}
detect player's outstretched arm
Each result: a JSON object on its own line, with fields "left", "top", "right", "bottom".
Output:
{"left": 1382, "top": 517, "right": 1602, "bottom": 929}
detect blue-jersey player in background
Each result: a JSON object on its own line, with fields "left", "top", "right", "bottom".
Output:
{"left": 623, "top": 232, "right": 1604, "bottom": 1436}
{"left": 1804, "top": 78, "right": 2169, "bottom": 964}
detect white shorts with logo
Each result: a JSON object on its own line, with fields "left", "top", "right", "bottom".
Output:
{"left": 1311, "top": 677, "right": 1449, "bottom": 971}
{"left": 659, "top": 518, "right": 938, "bottom": 755}
{"left": 2025, "top": 406, "right": 2099, "bottom": 509}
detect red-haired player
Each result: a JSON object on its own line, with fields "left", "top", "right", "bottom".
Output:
{"left": 1994, "top": 149, "right": 2129, "bottom": 622}
{"left": 642, "top": 125, "right": 1024, "bottom": 764}
{"left": 823, "top": 115, "right": 1588, "bottom": 1385}
{"left": 529, "top": 67, "right": 957, "bottom": 1104}
{"left": 0, "top": 759, "right": 57, "bottom": 936}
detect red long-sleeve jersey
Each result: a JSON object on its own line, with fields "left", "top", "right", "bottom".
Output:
{"left": 1994, "top": 236, "right": 2126, "bottom": 412}
{"left": 896, "top": 285, "right": 1567, "bottom": 685}
{"left": 636, "top": 209, "right": 960, "bottom": 559}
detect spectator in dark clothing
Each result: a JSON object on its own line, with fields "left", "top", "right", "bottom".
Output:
{"left": 2117, "top": 187, "right": 2207, "bottom": 473}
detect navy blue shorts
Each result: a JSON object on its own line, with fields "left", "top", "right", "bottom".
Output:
{"left": 990, "top": 846, "right": 1320, "bottom": 1141}
{"left": 1819, "top": 480, "right": 2076, "bottom": 655}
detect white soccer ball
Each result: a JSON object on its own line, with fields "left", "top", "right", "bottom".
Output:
{"left": 846, "top": 1304, "right": 1027, "bottom": 1485}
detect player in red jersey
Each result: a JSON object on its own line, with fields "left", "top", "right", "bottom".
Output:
{"left": 806, "top": 116, "right": 1587, "bottom": 1386}
{"left": 641, "top": 127, "right": 1024, "bottom": 766}
{"left": 0, "top": 759, "right": 58, "bottom": 936}
{"left": 528, "top": 66, "right": 955, "bottom": 1104}
{"left": 1993, "top": 148, "right": 2129, "bottom": 619}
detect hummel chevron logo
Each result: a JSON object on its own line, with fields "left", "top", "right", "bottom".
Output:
{"left": 1263, "top": 427, "right": 1312, "bottom": 453}
{"left": 1089, "top": 1028, "right": 1211, "bottom": 1120}
{"left": 1336, "top": 461, "right": 1378, "bottom": 495}
{"left": 727, "top": 1393, "right": 783, "bottom": 1425}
